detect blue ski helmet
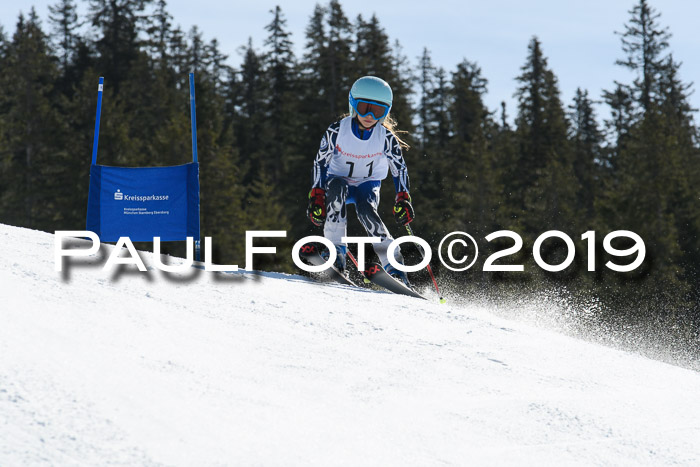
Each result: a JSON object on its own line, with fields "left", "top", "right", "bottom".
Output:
{"left": 348, "top": 76, "right": 393, "bottom": 123}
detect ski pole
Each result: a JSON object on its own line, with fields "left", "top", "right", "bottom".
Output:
{"left": 346, "top": 249, "right": 372, "bottom": 283}
{"left": 404, "top": 224, "right": 445, "bottom": 303}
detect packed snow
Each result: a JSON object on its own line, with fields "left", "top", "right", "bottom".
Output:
{"left": 1, "top": 223, "right": 699, "bottom": 466}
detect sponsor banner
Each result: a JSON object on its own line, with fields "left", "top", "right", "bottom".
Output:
{"left": 86, "top": 163, "right": 200, "bottom": 241}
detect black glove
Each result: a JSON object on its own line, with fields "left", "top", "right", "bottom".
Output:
{"left": 393, "top": 191, "right": 414, "bottom": 225}
{"left": 307, "top": 188, "right": 326, "bottom": 226}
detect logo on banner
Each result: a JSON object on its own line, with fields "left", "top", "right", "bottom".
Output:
{"left": 112, "top": 190, "right": 170, "bottom": 202}
{"left": 111, "top": 188, "right": 172, "bottom": 216}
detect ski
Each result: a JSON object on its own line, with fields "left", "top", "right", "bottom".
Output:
{"left": 363, "top": 262, "right": 427, "bottom": 300}
{"left": 300, "top": 245, "right": 426, "bottom": 300}
{"left": 299, "top": 244, "right": 358, "bottom": 288}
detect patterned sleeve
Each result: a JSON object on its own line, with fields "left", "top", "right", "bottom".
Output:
{"left": 311, "top": 121, "right": 340, "bottom": 190}
{"left": 385, "top": 131, "right": 410, "bottom": 194}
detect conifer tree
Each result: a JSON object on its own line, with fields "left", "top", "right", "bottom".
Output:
{"left": 602, "top": 83, "right": 634, "bottom": 165}
{"left": 513, "top": 37, "right": 577, "bottom": 234}
{"left": 448, "top": 60, "right": 501, "bottom": 236}
{"left": 416, "top": 48, "right": 436, "bottom": 151}
{"left": 615, "top": 0, "right": 670, "bottom": 113}
{"left": 353, "top": 14, "right": 415, "bottom": 156}
{"left": 146, "top": 0, "right": 173, "bottom": 66}
{"left": 655, "top": 55, "right": 700, "bottom": 301}
{"left": 167, "top": 25, "right": 188, "bottom": 76}
{"left": 48, "top": 0, "right": 79, "bottom": 73}
{"left": 187, "top": 26, "right": 206, "bottom": 73}
{"left": 261, "top": 6, "right": 308, "bottom": 241}
{"left": 244, "top": 169, "right": 293, "bottom": 271}
{"left": 430, "top": 68, "right": 451, "bottom": 152}
{"left": 60, "top": 71, "right": 108, "bottom": 228}
{"left": 300, "top": 4, "right": 326, "bottom": 128}
{"left": 325, "top": 0, "right": 353, "bottom": 117}
{"left": 193, "top": 65, "right": 247, "bottom": 266}
{"left": 403, "top": 48, "right": 440, "bottom": 237}
{"left": 49, "top": 0, "right": 94, "bottom": 97}
{"left": 263, "top": 6, "right": 298, "bottom": 183}
{"left": 205, "top": 39, "right": 230, "bottom": 89}
{"left": 353, "top": 14, "right": 392, "bottom": 78}
{"left": 492, "top": 101, "right": 520, "bottom": 231}
{"left": 233, "top": 38, "right": 267, "bottom": 184}
{"left": 0, "top": 11, "right": 62, "bottom": 230}
{"left": 88, "top": 0, "right": 152, "bottom": 91}
{"left": 603, "top": 0, "right": 696, "bottom": 312}
{"left": 0, "top": 25, "right": 7, "bottom": 186}
{"left": 300, "top": 1, "right": 353, "bottom": 126}
{"left": 568, "top": 88, "right": 603, "bottom": 223}
{"left": 386, "top": 39, "right": 415, "bottom": 138}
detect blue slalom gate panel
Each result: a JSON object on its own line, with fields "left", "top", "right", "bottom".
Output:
{"left": 85, "top": 74, "right": 201, "bottom": 252}
{"left": 86, "top": 163, "right": 200, "bottom": 242}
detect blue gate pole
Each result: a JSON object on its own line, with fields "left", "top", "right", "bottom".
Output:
{"left": 91, "top": 77, "right": 104, "bottom": 165}
{"left": 189, "top": 73, "right": 199, "bottom": 163}
{"left": 189, "top": 73, "right": 201, "bottom": 262}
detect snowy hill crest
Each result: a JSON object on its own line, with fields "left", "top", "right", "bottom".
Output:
{"left": 1, "top": 223, "right": 699, "bottom": 466}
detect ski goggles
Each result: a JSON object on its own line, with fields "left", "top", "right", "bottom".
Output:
{"left": 349, "top": 95, "right": 390, "bottom": 120}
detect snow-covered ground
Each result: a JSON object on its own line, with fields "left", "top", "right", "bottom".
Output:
{"left": 1, "top": 223, "right": 699, "bottom": 466}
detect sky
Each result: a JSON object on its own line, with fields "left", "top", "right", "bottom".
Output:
{"left": 2, "top": 0, "right": 699, "bottom": 125}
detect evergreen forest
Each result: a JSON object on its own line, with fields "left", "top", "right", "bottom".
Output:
{"left": 0, "top": 0, "right": 698, "bottom": 355}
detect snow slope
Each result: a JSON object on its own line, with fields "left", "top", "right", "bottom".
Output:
{"left": 1, "top": 223, "right": 699, "bottom": 466}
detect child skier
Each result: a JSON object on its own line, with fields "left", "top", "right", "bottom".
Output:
{"left": 307, "top": 75, "right": 415, "bottom": 285}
